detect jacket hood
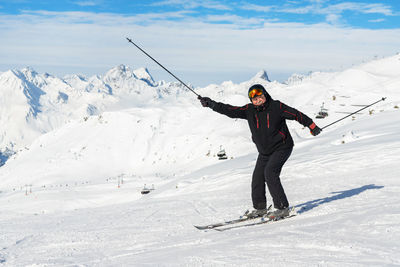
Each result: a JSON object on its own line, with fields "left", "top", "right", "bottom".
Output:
{"left": 248, "top": 84, "right": 272, "bottom": 102}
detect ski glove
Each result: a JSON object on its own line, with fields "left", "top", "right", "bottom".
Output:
{"left": 309, "top": 122, "right": 322, "bottom": 136}
{"left": 198, "top": 96, "right": 216, "bottom": 109}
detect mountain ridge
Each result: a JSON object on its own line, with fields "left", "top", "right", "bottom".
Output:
{"left": 1, "top": 54, "right": 400, "bottom": 167}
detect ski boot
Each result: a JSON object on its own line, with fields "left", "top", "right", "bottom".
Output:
{"left": 243, "top": 205, "right": 272, "bottom": 219}
{"left": 266, "top": 207, "right": 290, "bottom": 220}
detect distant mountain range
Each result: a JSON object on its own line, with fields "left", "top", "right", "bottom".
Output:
{"left": 1, "top": 54, "right": 399, "bottom": 169}
{"left": 0, "top": 65, "right": 205, "bottom": 165}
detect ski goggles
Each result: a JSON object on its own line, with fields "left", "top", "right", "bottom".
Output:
{"left": 248, "top": 88, "right": 264, "bottom": 99}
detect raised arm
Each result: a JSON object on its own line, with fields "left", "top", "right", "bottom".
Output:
{"left": 199, "top": 96, "right": 248, "bottom": 119}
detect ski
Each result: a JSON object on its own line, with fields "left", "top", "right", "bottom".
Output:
{"left": 194, "top": 205, "right": 272, "bottom": 230}
{"left": 214, "top": 214, "right": 296, "bottom": 232}
{"left": 194, "top": 216, "right": 255, "bottom": 230}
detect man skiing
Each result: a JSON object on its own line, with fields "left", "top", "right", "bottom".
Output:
{"left": 198, "top": 84, "right": 321, "bottom": 219}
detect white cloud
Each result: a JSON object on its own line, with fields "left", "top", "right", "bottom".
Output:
{"left": 204, "top": 14, "right": 264, "bottom": 27}
{"left": 274, "top": 1, "right": 395, "bottom": 25}
{"left": 321, "top": 2, "right": 394, "bottom": 16}
{"left": 360, "top": 3, "right": 394, "bottom": 16}
{"left": 16, "top": 9, "right": 194, "bottom": 25}
{"left": 150, "top": 0, "right": 232, "bottom": 11}
{"left": 240, "top": 3, "right": 274, "bottom": 13}
{"left": 325, "top": 13, "right": 341, "bottom": 25}
{"left": 280, "top": 6, "right": 314, "bottom": 14}
{"left": 369, "top": 18, "right": 385, "bottom": 23}
{"left": 266, "top": 2, "right": 394, "bottom": 17}
{"left": 74, "top": 1, "right": 98, "bottom": 7}
{"left": 307, "top": 0, "right": 329, "bottom": 3}
{"left": 0, "top": 11, "right": 399, "bottom": 85}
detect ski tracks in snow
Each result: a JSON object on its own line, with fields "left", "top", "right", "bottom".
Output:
{"left": 0, "top": 234, "right": 35, "bottom": 265}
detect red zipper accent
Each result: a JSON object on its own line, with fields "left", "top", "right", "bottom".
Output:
{"left": 267, "top": 113, "right": 270, "bottom": 128}
{"left": 255, "top": 114, "right": 259, "bottom": 129}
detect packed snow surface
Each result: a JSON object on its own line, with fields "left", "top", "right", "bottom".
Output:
{"left": 0, "top": 55, "right": 400, "bottom": 266}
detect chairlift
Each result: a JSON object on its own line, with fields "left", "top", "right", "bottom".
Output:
{"left": 217, "top": 145, "right": 228, "bottom": 160}
{"left": 141, "top": 184, "right": 155, "bottom": 194}
{"left": 315, "top": 102, "right": 329, "bottom": 119}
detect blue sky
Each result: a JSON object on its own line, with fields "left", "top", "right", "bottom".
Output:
{"left": 1, "top": 0, "right": 400, "bottom": 86}
{"left": 1, "top": 0, "right": 398, "bottom": 28}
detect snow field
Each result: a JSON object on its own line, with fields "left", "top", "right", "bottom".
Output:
{"left": 0, "top": 55, "right": 400, "bottom": 265}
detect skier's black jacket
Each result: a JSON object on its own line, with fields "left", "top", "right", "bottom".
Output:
{"left": 211, "top": 92, "right": 313, "bottom": 155}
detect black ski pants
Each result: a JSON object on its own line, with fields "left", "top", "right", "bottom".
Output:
{"left": 251, "top": 147, "right": 293, "bottom": 210}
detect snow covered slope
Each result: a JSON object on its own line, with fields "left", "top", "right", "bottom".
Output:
{"left": 0, "top": 54, "right": 399, "bottom": 265}
{"left": 0, "top": 65, "right": 182, "bottom": 166}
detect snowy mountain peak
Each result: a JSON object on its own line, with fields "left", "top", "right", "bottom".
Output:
{"left": 0, "top": 68, "right": 45, "bottom": 101}
{"left": 252, "top": 70, "right": 271, "bottom": 82}
{"left": 21, "top": 66, "right": 38, "bottom": 76}
{"left": 133, "top": 67, "right": 156, "bottom": 86}
{"left": 9, "top": 67, "right": 50, "bottom": 89}
{"left": 64, "top": 74, "right": 87, "bottom": 82}
{"left": 104, "top": 64, "right": 136, "bottom": 80}
{"left": 63, "top": 74, "right": 90, "bottom": 92}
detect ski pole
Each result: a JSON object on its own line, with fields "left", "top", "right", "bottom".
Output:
{"left": 126, "top": 37, "right": 200, "bottom": 97}
{"left": 321, "top": 97, "right": 386, "bottom": 130}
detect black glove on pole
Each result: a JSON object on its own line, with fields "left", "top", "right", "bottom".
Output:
{"left": 309, "top": 123, "right": 322, "bottom": 136}
{"left": 198, "top": 96, "right": 216, "bottom": 109}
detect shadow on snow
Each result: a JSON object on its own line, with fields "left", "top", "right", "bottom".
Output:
{"left": 295, "top": 184, "right": 384, "bottom": 214}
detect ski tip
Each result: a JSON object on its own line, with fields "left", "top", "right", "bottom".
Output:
{"left": 194, "top": 225, "right": 212, "bottom": 230}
